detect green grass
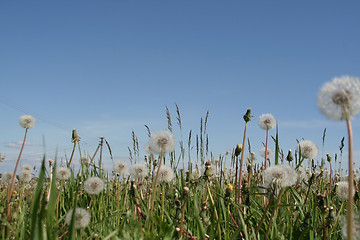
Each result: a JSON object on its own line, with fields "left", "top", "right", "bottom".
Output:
{"left": 0, "top": 108, "right": 358, "bottom": 240}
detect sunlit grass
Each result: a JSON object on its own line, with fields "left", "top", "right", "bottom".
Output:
{"left": 0, "top": 105, "right": 359, "bottom": 240}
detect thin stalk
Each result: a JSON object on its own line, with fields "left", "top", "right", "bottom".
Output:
{"left": 67, "top": 141, "right": 77, "bottom": 167}
{"left": 263, "top": 129, "right": 269, "bottom": 182}
{"left": 346, "top": 119, "right": 354, "bottom": 240}
{"left": 235, "top": 155, "right": 239, "bottom": 202}
{"left": 255, "top": 187, "right": 276, "bottom": 236}
{"left": 206, "top": 182, "right": 221, "bottom": 240}
{"left": 238, "top": 122, "right": 248, "bottom": 204}
{"left": 7, "top": 128, "right": 28, "bottom": 222}
{"left": 161, "top": 183, "right": 165, "bottom": 221}
{"left": 265, "top": 188, "right": 285, "bottom": 239}
{"left": 147, "top": 152, "right": 164, "bottom": 230}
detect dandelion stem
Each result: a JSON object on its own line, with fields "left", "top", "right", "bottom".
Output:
{"left": 255, "top": 187, "right": 276, "bottom": 236}
{"left": 7, "top": 128, "right": 28, "bottom": 223}
{"left": 147, "top": 152, "right": 164, "bottom": 230}
{"left": 346, "top": 118, "right": 354, "bottom": 240}
{"left": 238, "top": 122, "right": 248, "bottom": 204}
{"left": 265, "top": 188, "right": 285, "bottom": 239}
{"left": 68, "top": 141, "right": 77, "bottom": 168}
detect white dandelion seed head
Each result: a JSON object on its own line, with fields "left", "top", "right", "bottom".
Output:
{"left": 258, "top": 113, "right": 276, "bottom": 130}
{"left": 56, "top": 167, "right": 71, "bottom": 181}
{"left": 19, "top": 170, "right": 32, "bottom": 183}
{"left": 148, "top": 130, "right": 176, "bottom": 155}
{"left": 298, "top": 140, "right": 318, "bottom": 159}
{"left": 260, "top": 147, "right": 273, "bottom": 159}
{"left": 341, "top": 212, "right": 360, "bottom": 240}
{"left": 114, "top": 161, "right": 128, "bottom": 175}
{"left": 65, "top": 208, "right": 91, "bottom": 229}
{"left": 1, "top": 172, "right": 13, "bottom": 184}
{"left": 144, "top": 142, "right": 153, "bottom": 154}
{"left": 80, "top": 156, "right": 90, "bottom": 165}
{"left": 130, "top": 163, "right": 148, "bottom": 179}
{"left": 297, "top": 165, "right": 307, "bottom": 180}
{"left": 19, "top": 115, "right": 36, "bottom": 129}
{"left": 264, "top": 164, "right": 298, "bottom": 189}
{"left": 336, "top": 181, "right": 355, "bottom": 201}
{"left": 21, "top": 164, "right": 33, "bottom": 172}
{"left": 318, "top": 76, "right": 360, "bottom": 121}
{"left": 84, "top": 177, "right": 105, "bottom": 195}
{"left": 246, "top": 152, "right": 256, "bottom": 166}
{"left": 192, "top": 166, "right": 204, "bottom": 180}
{"left": 157, "top": 165, "right": 175, "bottom": 183}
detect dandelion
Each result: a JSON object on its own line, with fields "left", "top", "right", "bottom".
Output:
{"left": 80, "top": 156, "right": 90, "bottom": 165}
{"left": 130, "top": 163, "right": 148, "bottom": 179}
{"left": 84, "top": 177, "right": 105, "bottom": 195}
{"left": 144, "top": 142, "right": 153, "bottom": 154}
{"left": 341, "top": 213, "right": 360, "bottom": 240}
{"left": 264, "top": 164, "right": 298, "bottom": 189}
{"left": 318, "top": 76, "right": 360, "bottom": 121}
{"left": 260, "top": 147, "right": 273, "bottom": 160}
{"left": 113, "top": 161, "right": 128, "bottom": 175}
{"left": 148, "top": 130, "right": 176, "bottom": 155}
{"left": 18, "top": 170, "right": 32, "bottom": 183}
{"left": 21, "top": 164, "right": 33, "bottom": 172}
{"left": 56, "top": 167, "right": 71, "bottom": 180}
{"left": 1, "top": 172, "right": 13, "bottom": 184}
{"left": 65, "top": 208, "right": 91, "bottom": 229}
{"left": 19, "top": 115, "right": 36, "bottom": 129}
{"left": 318, "top": 76, "right": 360, "bottom": 240}
{"left": 258, "top": 114, "right": 276, "bottom": 130}
{"left": 336, "top": 181, "right": 355, "bottom": 201}
{"left": 297, "top": 140, "right": 318, "bottom": 159}
{"left": 157, "top": 165, "right": 175, "bottom": 183}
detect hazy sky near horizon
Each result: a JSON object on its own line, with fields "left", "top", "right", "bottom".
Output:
{"left": 1, "top": 1, "right": 360, "bottom": 174}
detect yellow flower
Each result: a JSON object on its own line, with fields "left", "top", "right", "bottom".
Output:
{"left": 226, "top": 183, "right": 234, "bottom": 196}
{"left": 12, "top": 190, "right": 17, "bottom": 197}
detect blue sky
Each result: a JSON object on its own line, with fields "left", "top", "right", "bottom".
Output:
{"left": 1, "top": 1, "right": 360, "bottom": 174}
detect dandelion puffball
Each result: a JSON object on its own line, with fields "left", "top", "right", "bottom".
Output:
{"left": 318, "top": 76, "right": 360, "bottom": 121}
{"left": 258, "top": 114, "right": 276, "bottom": 130}
{"left": 297, "top": 140, "right": 318, "bottom": 159}
{"left": 84, "top": 177, "right": 105, "bottom": 195}
{"left": 148, "top": 130, "right": 176, "bottom": 155}
{"left": 65, "top": 208, "right": 91, "bottom": 229}
{"left": 19, "top": 115, "right": 36, "bottom": 129}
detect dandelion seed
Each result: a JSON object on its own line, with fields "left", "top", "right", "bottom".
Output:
{"left": 18, "top": 170, "right": 32, "bottom": 183}
{"left": 56, "top": 167, "right": 71, "bottom": 180}
{"left": 298, "top": 140, "right": 318, "bottom": 159}
{"left": 260, "top": 147, "right": 273, "bottom": 159}
{"left": 157, "top": 165, "right": 174, "bottom": 183}
{"left": 258, "top": 114, "right": 276, "bottom": 130}
{"left": 65, "top": 208, "right": 91, "bottom": 229}
{"left": 341, "top": 213, "right": 360, "bottom": 240}
{"left": 148, "top": 130, "right": 176, "bottom": 155}
{"left": 264, "top": 164, "right": 298, "bottom": 188}
{"left": 130, "top": 163, "right": 148, "bottom": 179}
{"left": 19, "top": 115, "right": 36, "bottom": 129}
{"left": 318, "top": 76, "right": 360, "bottom": 121}
{"left": 1, "top": 172, "right": 13, "bottom": 184}
{"left": 84, "top": 177, "right": 105, "bottom": 195}
{"left": 336, "top": 181, "right": 355, "bottom": 201}
{"left": 80, "top": 156, "right": 90, "bottom": 165}
{"left": 21, "top": 164, "right": 33, "bottom": 172}
{"left": 113, "top": 161, "right": 128, "bottom": 175}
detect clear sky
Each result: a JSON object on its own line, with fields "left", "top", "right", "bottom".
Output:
{"left": 1, "top": 0, "right": 360, "bottom": 174}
